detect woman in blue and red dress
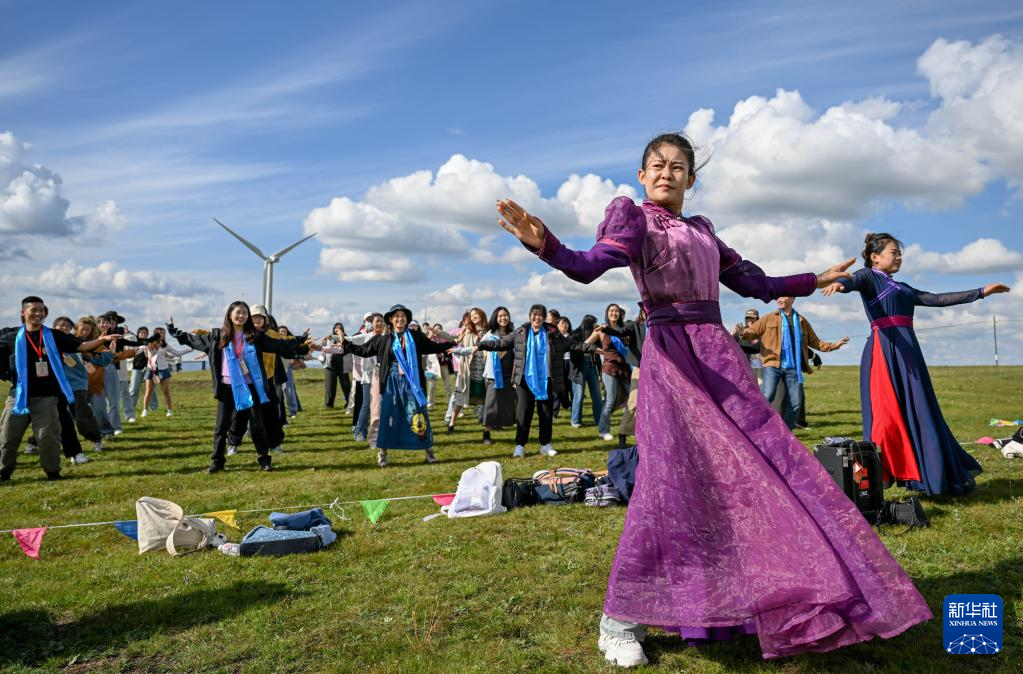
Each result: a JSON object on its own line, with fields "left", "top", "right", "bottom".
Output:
{"left": 823, "top": 233, "right": 1011, "bottom": 495}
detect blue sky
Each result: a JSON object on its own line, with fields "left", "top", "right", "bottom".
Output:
{"left": 2, "top": 0, "right": 1022, "bottom": 364}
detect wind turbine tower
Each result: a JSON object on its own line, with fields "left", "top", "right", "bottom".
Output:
{"left": 213, "top": 218, "right": 317, "bottom": 316}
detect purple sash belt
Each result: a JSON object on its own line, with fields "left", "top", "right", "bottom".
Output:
{"left": 645, "top": 300, "right": 722, "bottom": 326}
{"left": 871, "top": 315, "right": 913, "bottom": 330}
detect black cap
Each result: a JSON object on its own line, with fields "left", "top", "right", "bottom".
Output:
{"left": 384, "top": 304, "right": 412, "bottom": 324}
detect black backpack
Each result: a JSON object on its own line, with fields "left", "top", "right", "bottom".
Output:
{"left": 501, "top": 478, "right": 539, "bottom": 510}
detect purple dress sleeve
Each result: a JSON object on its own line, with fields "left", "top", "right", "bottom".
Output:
{"left": 524, "top": 197, "right": 643, "bottom": 283}
{"left": 709, "top": 217, "right": 817, "bottom": 301}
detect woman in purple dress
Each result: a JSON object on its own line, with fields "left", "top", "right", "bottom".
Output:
{"left": 822, "top": 234, "right": 1011, "bottom": 495}
{"left": 495, "top": 133, "right": 932, "bottom": 666}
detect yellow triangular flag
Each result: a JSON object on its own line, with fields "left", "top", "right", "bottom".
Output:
{"left": 205, "top": 510, "right": 239, "bottom": 529}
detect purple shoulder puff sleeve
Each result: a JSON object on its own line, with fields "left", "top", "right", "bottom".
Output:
{"left": 523, "top": 196, "right": 642, "bottom": 284}
{"left": 710, "top": 217, "right": 817, "bottom": 301}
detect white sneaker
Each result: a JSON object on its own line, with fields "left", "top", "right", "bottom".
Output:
{"left": 272, "top": 446, "right": 284, "bottom": 454}
{"left": 141, "top": 409, "right": 149, "bottom": 418}
{"left": 72, "top": 452, "right": 90, "bottom": 465}
{"left": 598, "top": 634, "right": 648, "bottom": 668}
{"left": 571, "top": 422, "right": 582, "bottom": 428}
{"left": 127, "top": 417, "right": 136, "bottom": 423}
{"left": 513, "top": 445, "right": 525, "bottom": 458}
{"left": 166, "top": 410, "right": 174, "bottom": 417}
{"left": 92, "top": 441, "right": 103, "bottom": 452}
{"left": 600, "top": 433, "right": 614, "bottom": 441}
{"left": 539, "top": 444, "right": 557, "bottom": 456}
{"left": 24, "top": 444, "right": 37, "bottom": 455}
{"left": 226, "top": 445, "right": 238, "bottom": 456}
{"left": 113, "top": 429, "right": 123, "bottom": 436}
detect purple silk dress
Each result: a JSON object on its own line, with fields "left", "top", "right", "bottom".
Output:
{"left": 530, "top": 197, "right": 932, "bottom": 659}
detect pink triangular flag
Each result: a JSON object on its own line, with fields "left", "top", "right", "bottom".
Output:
{"left": 976, "top": 436, "right": 996, "bottom": 445}
{"left": 432, "top": 493, "right": 456, "bottom": 507}
{"left": 13, "top": 527, "right": 46, "bottom": 559}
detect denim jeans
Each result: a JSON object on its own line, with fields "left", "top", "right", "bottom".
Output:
{"left": 97, "top": 365, "right": 122, "bottom": 434}
{"left": 600, "top": 614, "right": 647, "bottom": 642}
{"left": 282, "top": 371, "right": 301, "bottom": 417}
{"left": 599, "top": 373, "right": 629, "bottom": 436}
{"left": 354, "top": 382, "right": 372, "bottom": 438}
{"left": 761, "top": 366, "right": 802, "bottom": 429}
{"left": 127, "top": 369, "right": 158, "bottom": 417}
{"left": 571, "top": 359, "right": 603, "bottom": 426}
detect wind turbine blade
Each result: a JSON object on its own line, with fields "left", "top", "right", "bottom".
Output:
{"left": 213, "top": 218, "right": 267, "bottom": 259}
{"left": 271, "top": 232, "right": 317, "bottom": 259}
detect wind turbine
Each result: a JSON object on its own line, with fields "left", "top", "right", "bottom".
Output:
{"left": 213, "top": 218, "right": 317, "bottom": 316}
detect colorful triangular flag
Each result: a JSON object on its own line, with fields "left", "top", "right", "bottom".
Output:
{"left": 113, "top": 520, "right": 138, "bottom": 540}
{"left": 13, "top": 527, "right": 46, "bottom": 559}
{"left": 361, "top": 499, "right": 389, "bottom": 524}
{"left": 431, "top": 493, "right": 456, "bottom": 507}
{"left": 205, "top": 510, "right": 239, "bottom": 529}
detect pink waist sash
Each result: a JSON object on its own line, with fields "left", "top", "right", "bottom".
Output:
{"left": 871, "top": 315, "right": 913, "bottom": 330}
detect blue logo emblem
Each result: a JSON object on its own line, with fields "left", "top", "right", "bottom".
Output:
{"left": 943, "top": 594, "right": 1002, "bottom": 654}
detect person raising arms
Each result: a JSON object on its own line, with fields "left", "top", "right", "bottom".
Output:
{"left": 494, "top": 133, "right": 929, "bottom": 665}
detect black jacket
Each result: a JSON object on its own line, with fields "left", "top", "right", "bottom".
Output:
{"left": 477, "top": 324, "right": 597, "bottom": 396}
{"left": 167, "top": 324, "right": 308, "bottom": 400}
{"left": 345, "top": 329, "right": 454, "bottom": 394}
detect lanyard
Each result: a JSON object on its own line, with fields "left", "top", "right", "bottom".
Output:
{"left": 233, "top": 332, "right": 245, "bottom": 359}
{"left": 26, "top": 331, "right": 44, "bottom": 359}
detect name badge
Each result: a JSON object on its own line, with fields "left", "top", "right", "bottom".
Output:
{"left": 239, "top": 360, "right": 249, "bottom": 376}
{"left": 35, "top": 361, "right": 50, "bottom": 377}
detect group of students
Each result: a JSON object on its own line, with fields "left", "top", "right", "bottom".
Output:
{"left": 1, "top": 129, "right": 1014, "bottom": 666}
{"left": 0, "top": 302, "right": 193, "bottom": 476}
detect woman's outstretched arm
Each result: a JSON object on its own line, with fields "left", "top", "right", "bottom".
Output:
{"left": 497, "top": 197, "right": 643, "bottom": 284}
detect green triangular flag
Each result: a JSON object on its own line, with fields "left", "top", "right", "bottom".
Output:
{"left": 361, "top": 499, "right": 389, "bottom": 524}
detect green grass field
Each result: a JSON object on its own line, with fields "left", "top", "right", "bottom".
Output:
{"left": 1, "top": 366, "right": 1020, "bottom": 673}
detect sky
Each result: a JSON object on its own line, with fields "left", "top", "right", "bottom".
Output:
{"left": 2, "top": 0, "right": 1022, "bottom": 365}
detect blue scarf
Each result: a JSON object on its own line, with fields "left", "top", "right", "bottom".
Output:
{"left": 779, "top": 311, "right": 804, "bottom": 384}
{"left": 484, "top": 333, "right": 504, "bottom": 389}
{"left": 13, "top": 325, "right": 74, "bottom": 415}
{"left": 524, "top": 326, "right": 548, "bottom": 400}
{"left": 223, "top": 334, "right": 269, "bottom": 411}
{"left": 391, "top": 331, "right": 428, "bottom": 409}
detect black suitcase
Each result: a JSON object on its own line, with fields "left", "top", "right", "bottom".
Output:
{"left": 814, "top": 439, "right": 886, "bottom": 524}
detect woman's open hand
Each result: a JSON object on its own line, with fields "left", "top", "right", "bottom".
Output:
{"left": 497, "top": 199, "right": 546, "bottom": 249}
{"left": 983, "top": 283, "right": 1011, "bottom": 296}
{"left": 820, "top": 282, "right": 844, "bottom": 297}
{"left": 816, "top": 258, "right": 855, "bottom": 288}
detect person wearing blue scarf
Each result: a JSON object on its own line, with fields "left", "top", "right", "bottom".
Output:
{"left": 166, "top": 301, "right": 313, "bottom": 474}
{"left": 478, "top": 304, "right": 602, "bottom": 458}
{"left": 343, "top": 304, "right": 455, "bottom": 468}
{"left": 738, "top": 297, "right": 848, "bottom": 429}
{"left": 475, "top": 307, "right": 516, "bottom": 446}
{"left": 1, "top": 296, "right": 116, "bottom": 482}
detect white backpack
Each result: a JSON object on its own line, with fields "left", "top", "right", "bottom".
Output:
{"left": 445, "top": 461, "right": 507, "bottom": 518}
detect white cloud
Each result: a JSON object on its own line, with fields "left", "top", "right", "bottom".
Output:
{"left": 684, "top": 89, "right": 990, "bottom": 223}
{"left": 515, "top": 268, "right": 638, "bottom": 304}
{"left": 304, "top": 153, "right": 636, "bottom": 282}
{"left": 903, "top": 238, "right": 1023, "bottom": 274}
{"left": 0, "top": 131, "right": 126, "bottom": 253}
{"left": 715, "top": 217, "right": 861, "bottom": 276}
{"left": 920, "top": 35, "right": 1023, "bottom": 186}
{"left": 305, "top": 195, "right": 469, "bottom": 255}
{"left": 318, "top": 248, "right": 422, "bottom": 283}
{"left": 0, "top": 131, "right": 82, "bottom": 237}
{"left": 10, "top": 260, "right": 218, "bottom": 300}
